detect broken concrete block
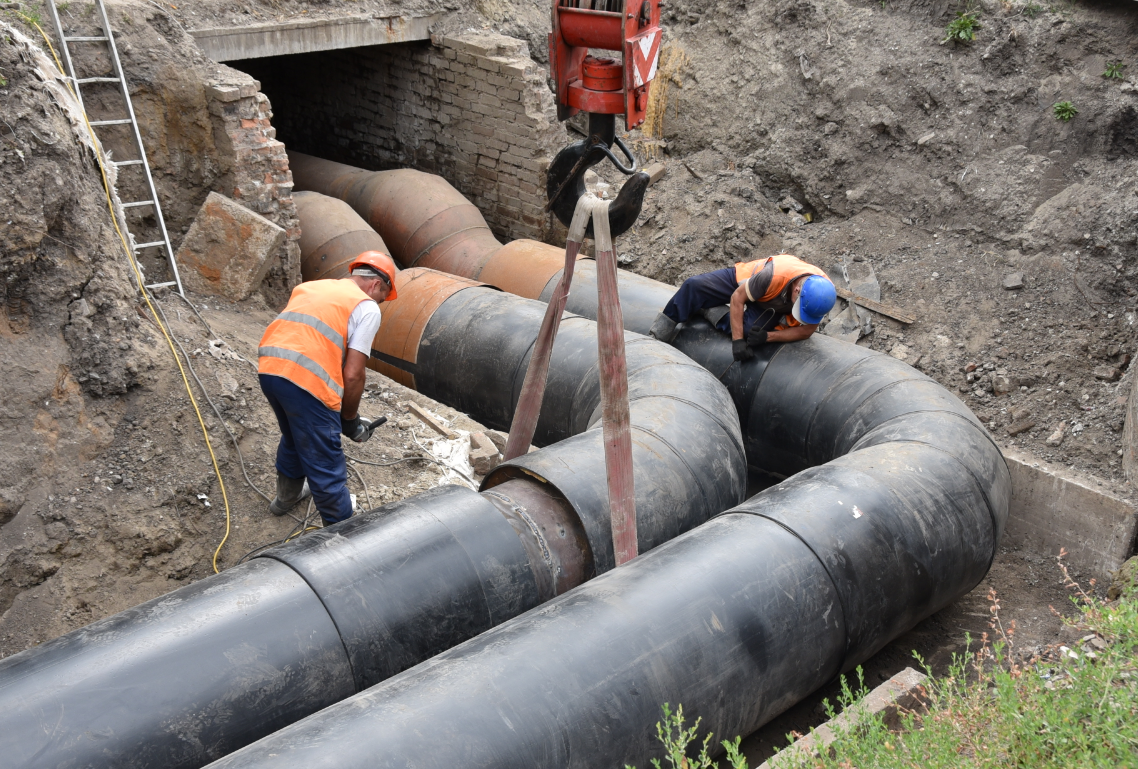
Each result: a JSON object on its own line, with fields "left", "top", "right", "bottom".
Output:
{"left": 1007, "top": 418, "right": 1036, "bottom": 436}
{"left": 175, "top": 192, "right": 285, "bottom": 301}
{"left": 468, "top": 431, "right": 501, "bottom": 476}
{"left": 1002, "top": 272, "right": 1024, "bottom": 290}
{"left": 485, "top": 430, "right": 508, "bottom": 455}
{"left": 1003, "top": 450, "right": 1138, "bottom": 577}
{"left": 1094, "top": 365, "right": 1121, "bottom": 382}
{"left": 1046, "top": 422, "right": 1066, "bottom": 447}
{"left": 759, "top": 667, "right": 929, "bottom": 769}
{"left": 992, "top": 374, "right": 1014, "bottom": 395}
{"left": 888, "top": 343, "right": 911, "bottom": 361}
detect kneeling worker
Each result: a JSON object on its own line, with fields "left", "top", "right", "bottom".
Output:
{"left": 257, "top": 251, "right": 398, "bottom": 526}
{"left": 649, "top": 254, "right": 837, "bottom": 361}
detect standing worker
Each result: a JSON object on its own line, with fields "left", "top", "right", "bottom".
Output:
{"left": 257, "top": 251, "right": 398, "bottom": 527}
{"left": 649, "top": 254, "right": 837, "bottom": 361}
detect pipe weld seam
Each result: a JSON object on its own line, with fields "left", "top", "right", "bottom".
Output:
{"left": 259, "top": 554, "right": 361, "bottom": 691}
{"left": 410, "top": 225, "right": 494, "bottom": 269}
{"left": 811, "top": 376, "right": 966, "bottom": 464}
{"left": 627, "top": 423, "right": 734, "bottom": 520}
{"left": 801, "top": 354, "right": 925, "bottom": 459}
{"left": 851, "top": 411, "right": 1008, "bottom": 533}
{"left": 620, "top": 393, "right": 747, "bottom": 461}
{"left": 727, "top": 509, "right": 853, "bottom": 670}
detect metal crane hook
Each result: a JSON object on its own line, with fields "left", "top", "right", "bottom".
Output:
{"left": 545, "top": 113, "right": 649, "bottom": 239}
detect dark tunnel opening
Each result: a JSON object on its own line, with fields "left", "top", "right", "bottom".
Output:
{"left": 229, "top": 41, "right": 435, "bottom": 174}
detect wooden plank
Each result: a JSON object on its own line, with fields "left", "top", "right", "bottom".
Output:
{"left": 405, "top": 402, "right": 457, "bottom": 439}
{"left": 835, "top": 286, "right": 916, "bottom": 325}
{"left": 642, "top": 162, "right": 666, "bottom": 186}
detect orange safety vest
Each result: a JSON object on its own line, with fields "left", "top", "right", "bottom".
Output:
{"left": 734, "top": 255, "right": 830, "bottom": 329}
{"left": 258, "top": 279, "right": 372, "bottom": 411}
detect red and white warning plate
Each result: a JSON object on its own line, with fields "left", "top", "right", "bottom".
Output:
{"left": 630, "top": 28, "right": 661, "bottom": 88}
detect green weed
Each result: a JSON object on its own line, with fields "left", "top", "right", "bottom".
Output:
{"left": 625, "top": 703, "right": 749, "bottom": 769}
{"left": 943, "top": 11, "right": 981, "bottom": 44}
{"left": 772, "top": 555, "right": 1138, "bottom": 769}
{"left": 1103, "top": 61, "right": 1127, "bottom": 80}
{"left": 1053, "top": 101, "right": 1078, "bottom": 121}
{"left": 1022, "top": 2, "right": 1042, "bottom": 17}
{"left": 12, "top": 7, "right": 42, "bottom": 27}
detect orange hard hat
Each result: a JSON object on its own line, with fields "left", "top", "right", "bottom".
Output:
{"left": 349, "top": 251, "right": 398, "bottom": 301}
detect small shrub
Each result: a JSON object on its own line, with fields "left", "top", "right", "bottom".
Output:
{"left": 624, "top": 703, "right": 748, "bottom": 769}
{"left": 1103, "top": 61, "right": 1127, "bottom": 80}
{"left": 943, "top": 11, "right": 981, "bottom": 44}
{"left": 1022, "top": 2, "right": 1043, "bottom": 17}
{"left": 1053, "top": 101, "right": 1078, "bottom": 121}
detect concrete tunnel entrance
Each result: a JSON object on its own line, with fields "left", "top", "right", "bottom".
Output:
{"left": 222, "top": 31, "right": 569, "bottom": 245}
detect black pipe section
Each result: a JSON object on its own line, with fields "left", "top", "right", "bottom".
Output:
{"left": 409, "top": 285, "right": 747, "bottom": 572}
{"left": 537, "top": 258, "right": 675, "bottom": 336}
{"left": 205, "top": 331, "right": 1009, "bottom": 769}
{"left": 0, "top": 280, "right": 745, "bottom": 769}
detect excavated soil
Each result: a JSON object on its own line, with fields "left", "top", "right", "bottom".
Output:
{"left": 0, "top": 0, "right": 1135, "bottom": 756}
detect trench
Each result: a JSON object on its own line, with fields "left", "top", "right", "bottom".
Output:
{"left": 0, "top": 150, "right": 1008, "bottom": 769}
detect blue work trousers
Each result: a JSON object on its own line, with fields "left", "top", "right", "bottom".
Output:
{"left": 259, "top": 374, "right": 352, "bottom": 527}
{"left": 662, "top": 267, "right": 780, "bottom": 337}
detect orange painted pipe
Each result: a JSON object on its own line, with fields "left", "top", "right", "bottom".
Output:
{"left": 293, "top": 191, "right": 391, "bottom": 281}
{"left": 288, "top": 151, "right": 571, "bottom": 300}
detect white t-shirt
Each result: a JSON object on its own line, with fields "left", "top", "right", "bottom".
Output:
{"left": 346, "top": 300, "right": 382, "bottom": 356}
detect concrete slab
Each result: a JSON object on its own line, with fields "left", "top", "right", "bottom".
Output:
{"left": 175, "top": 192, "right": 285, "bottom": 301}
{"left": 1003, "top": 450, "right": 1138, "bottom": 578}
{"left": 191, "top": 14, "right": 438, "bottom": 62}
{"left": 760, "top": 667, "right": 929, "bottom": 769}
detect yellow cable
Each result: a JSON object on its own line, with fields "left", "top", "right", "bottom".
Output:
{"left": 27, "top": 15, "right": 234, "bottom": 573}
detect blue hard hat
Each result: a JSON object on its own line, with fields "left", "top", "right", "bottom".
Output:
{"left": 792, "top": 275, "right": 837, "bottom": 325}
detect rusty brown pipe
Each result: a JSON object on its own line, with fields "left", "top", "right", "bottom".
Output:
{"left": 288, "top": 153, "right": 675, "bottom": 333}
{"left": 288, "top": 152, "right": 573, "bottom": 300}
{"left": 289, "top": 152, "right": 509, "bottom": 279}
{"left": 294, "top": 191, "right": 391, "bottom": 281}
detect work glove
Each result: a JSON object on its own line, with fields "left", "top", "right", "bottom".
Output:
{"left": 342, "top": 415, "right": 388, "bottom": 443}
{"left": 732, "top": 339, "right": 754, "bottom": 362}
{"left": 746, "top": 328, "right": 768, "bottom": 346}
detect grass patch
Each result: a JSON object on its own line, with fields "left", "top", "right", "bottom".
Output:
{"left": 629, "top": 555, "right": 1138, "bottom": 769}
{"left": 774, "top": 556, "right": 1138, "bottom": 768}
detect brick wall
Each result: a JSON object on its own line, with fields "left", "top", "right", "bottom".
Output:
{"left": 241, "top": 31, "right": 568, "bottom": 243}
{"left": 204, "top": 68, "right": 302, "bottom": 304}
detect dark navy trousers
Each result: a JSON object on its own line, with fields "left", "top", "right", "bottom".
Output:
{"left": 661, "top": 266, "right": 779, "bottom": 336}
{"left": 259, "top": 374, "right": 353, "bottom": 526}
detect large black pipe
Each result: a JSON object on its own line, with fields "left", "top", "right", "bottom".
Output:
{"left": 205, "top": 330, "right": 1009, "bottom": 769}
{"left": 0, "top": 277, "right": 745, "bottom": 769}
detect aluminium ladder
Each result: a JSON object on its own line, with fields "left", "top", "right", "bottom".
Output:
{"left": 46, "top": 0, "right": 185, "bottom": 296}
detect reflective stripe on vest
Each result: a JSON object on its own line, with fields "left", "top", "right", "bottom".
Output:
{"left": 258, "top": 279, "right": 371, "bottom": 411}
{"left": 734, "top": 255, "right": 831, "bottom": 329}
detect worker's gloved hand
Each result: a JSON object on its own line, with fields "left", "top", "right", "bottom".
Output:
{"left": 732, "top": 339, "right": 754, "bottom": 362}
{"left": 341, "top": 414, "right": 362, "bottom": 437}
{"left": 343, "top": 415, "right": 387, "bottom": 443}
{"left": 746, "top": 328, "right": 768, "bottom": 346}
{"left": 341, "top": 414, "right": 370, "bottom": 444}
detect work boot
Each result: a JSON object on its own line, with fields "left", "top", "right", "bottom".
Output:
{"left": 648, "top": 312, "right": 679, "bottom": 343}
{"left": 269, "top": 473, "right": 311, "bottom": 516}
